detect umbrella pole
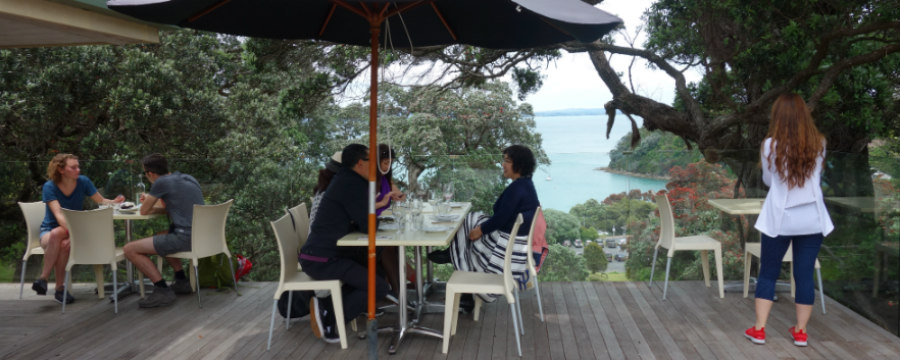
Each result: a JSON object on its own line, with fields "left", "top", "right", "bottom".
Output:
{"left": 367, "top": 21, "right": 380, "bottom": 360}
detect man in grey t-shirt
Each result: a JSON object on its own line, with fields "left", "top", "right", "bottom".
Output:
{"left": 123, "top": 153, "right": 204, "bottom": 308}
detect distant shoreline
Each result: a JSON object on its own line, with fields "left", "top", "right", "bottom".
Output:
{"left": 595, "top": 167, "right": 670, "bottom": 181}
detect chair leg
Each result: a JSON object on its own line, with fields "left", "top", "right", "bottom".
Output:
{"left": 473, "top": 296, "right": 483, "bottom": 321}
{"left": 515, "top": 289, "right": 524, "bottom": 336}
{"left": 19, "top": 260, "right": 27, "bottom": 300}
{"left": 267, "top": 300, "right": 278, "bottom": 350}
{"left": 112, "top": 266, "right": 118, "bottom": 314}
{"left": 442, "top": 291, "right": 458, "bottom": 354}
{"left": 533, "top": 276, "right": 545, "bottom": 322}
{"left": 227, "top": 255, "right": 238, "bottom": 294}
{"left": 816, "top": 266, "right": 826, "bottom": 314}
{"left": 286, "top": 292, "right": 292, "bottom": 330}
{"left": 62, "top": 271, "right": 70, "bottom": 314}
{"left": 193, "top": 264, "right": 202, "bottom": 308}
{"left": 330, "top": 289, "right": 348, "bottom": 349}
{"left": 94, "top": 265, "right": 105, "bottom": 299}
{"left": 649, "top": 247, "right": 659, "bottom": 289}
{"left": 714, "top": 247, "right": 724, "bottom": 298}
{"left": 509, "top": 303, "right": 522, "bottom": 357}
{"left": 700, "top": 250, "right": 711, "bottom": 287}
{"left": 662, "top": 257, "right": 672, "bottom": 300}
{"left": 451, "top": 293, "right": 462, "bottom": 336}
{"left": 743, "top": 250, "right": 752, "bottom": 298}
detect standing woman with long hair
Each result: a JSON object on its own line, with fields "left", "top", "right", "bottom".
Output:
{"left": 744, "top": 93, "right": 834, "bottom": 347}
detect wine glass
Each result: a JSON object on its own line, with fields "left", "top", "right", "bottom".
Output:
{"left": 442, "top": 183, "right": 454, "bottom": 203}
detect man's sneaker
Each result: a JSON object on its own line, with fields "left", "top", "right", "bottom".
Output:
{"left": 744, "top": 326, "right": 766, "bottom": 344}
{"left": 138, "top": 286, "right": 176, "bottom": 308}
{"left": 322, "top": 325, "right": 341, "bottom": 344}
{"left": 171, "top": 279, "right": 193, "bottom": 295}
{"left": 54, "top": 289, "right": 75, "bottom": 304}
{"left": 310, "top": 297, "right": 341, "bottom": 344}
{"left": 789, "top": 326, "right": 808, "bottom": 347}
{"left": 310, "top": 297, "right": 326, "bottom": 339}
{"left": 32, "top": 278, "right": 48, "bottom": 295}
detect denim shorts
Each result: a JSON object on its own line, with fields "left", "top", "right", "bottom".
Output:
{"left": 153, "top": 232, "right": 192, "bottom": 256}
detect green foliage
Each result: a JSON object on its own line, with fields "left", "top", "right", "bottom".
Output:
{"left": 542, "top": 209, "right": 580, "bottom": 245}
{"left": 583, "top": 242, "right": 608, "bottom": 274}
{"left": 580, "top": 226, "right": 599, "bottom": 241}
{"left": 538, "top": 244, "right": 588, "bottom": 282}
{"left": 608, "top": 129, "right": 702, "bottom": 178}
{"left": 571, "top": 192, "right": 657, "bottom": 235}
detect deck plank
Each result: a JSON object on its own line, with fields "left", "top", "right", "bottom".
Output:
{"left": 3, "top": 281, "right": 899, "bottom": 359}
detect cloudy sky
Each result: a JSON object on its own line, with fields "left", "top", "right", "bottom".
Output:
{"left": 522, "top": 0, "right": 700, "bottom": 112}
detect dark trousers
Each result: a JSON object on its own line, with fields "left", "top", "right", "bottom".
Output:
{"left": 754, "top": 233, "right": 823, "bottom": 305}
{"left": 300, "top": 257, "right": 390, "bottom": 322}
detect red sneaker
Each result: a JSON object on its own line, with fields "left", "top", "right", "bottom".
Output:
{"left": 789, "top": 326, "right": 808, "bottom": 347}
{"left": 744, "top": 326, "right": 766, "bottom": 344}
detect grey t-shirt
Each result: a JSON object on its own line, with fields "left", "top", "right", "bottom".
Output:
{"left": 149, "top": 171, "right": 204, "bottom": 235}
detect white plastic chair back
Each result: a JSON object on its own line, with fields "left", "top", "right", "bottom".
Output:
{"left": 18, "top": 202, "right": 45, "bottom": 299}
{"left": 18, "top": 201, "right": 44, "bottom": 257}
{"left": 287, "top": 203, "right": 310, "bottom": 247}
{"left": 501, "top": 214, "right": 525, "bottom": 304}
{"left": 655, "top": 194, "right": 677, "bottom": 255}
{"left": 272, "top": 213, "right": 298, "bottom": 290}
{"left": 525, "top": 207, "right": 541, "bottom": 274}
{"left": 61, "top": 207, "right": 121, "bottom": 313}
{"left": 190, "top": 199, "right": 234, "bottom": 258}
{"left": 62, "top": 208, "right": 118, "bottom": 267}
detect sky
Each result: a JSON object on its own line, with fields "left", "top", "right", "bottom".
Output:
{"left": 522, "top": 0, "right": 698, "bottom": 112}
{"left": 338, "top": 0, "right": 700, "bottom": 112}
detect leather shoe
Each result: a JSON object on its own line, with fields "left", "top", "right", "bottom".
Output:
{"left": 427, "top": 248, "right": 452, "bottom": 264}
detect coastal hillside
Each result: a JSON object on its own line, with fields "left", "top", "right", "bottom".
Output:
{"left": 606, "top": 129, "right": 703, "bottom": 178}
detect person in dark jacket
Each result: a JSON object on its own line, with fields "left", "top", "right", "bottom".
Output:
{"left": 299, "top": 143, "right": 390, "bottom": 344}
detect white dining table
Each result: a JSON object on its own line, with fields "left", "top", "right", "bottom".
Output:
{"left": 337, "top": 202, "right": 471, "bottom": 354}
{"left": 110, "top": 208, "right": 160, "bottom": 299}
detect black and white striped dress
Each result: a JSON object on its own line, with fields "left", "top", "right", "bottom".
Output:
{"left": 448, "top": 212, "right": 530, "bottom": 303}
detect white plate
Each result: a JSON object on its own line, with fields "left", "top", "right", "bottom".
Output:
{"left": 424, "top": 225, "right": 450, "bottom": 233}
{"left": 378, "top": 223, "right": 399, "bottom": 231}
{"left": 449, "top": 202, "right": 464, "bottom": 208}
{"left": 433, "top": 214, "right": 458, "bottom": 222}
{"left": 116, "top": 207, "right": 139, "bottom": 214}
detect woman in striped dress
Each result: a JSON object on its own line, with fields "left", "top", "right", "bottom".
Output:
{"left": 428, "top": 145, "right": 540, "bottom": 306}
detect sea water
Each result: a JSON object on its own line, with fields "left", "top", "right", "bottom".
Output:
{"left": 533, "top": 114, "right": 668, "bottom": 213}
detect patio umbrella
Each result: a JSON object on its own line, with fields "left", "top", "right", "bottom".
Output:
{"left": 107, "top": 0, "right": 622, "bottom": 354}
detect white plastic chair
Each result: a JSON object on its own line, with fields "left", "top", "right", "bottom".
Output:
{"left": 472, "top": 207, "right": 545, "bottom": 323}
{"left": 60, "top": 208, "right": 124, "bottom": 314}
{"left": 743, "top": 242, "right": 826, "bottom": 314}
{"left": 523, "top": 206, "right": 545, "bottom": 322}
{"left": 267, "top": 212, "right": 349, "bottom": 350}
{"left": 443, "top": 214, "right": 524, "bottom": 356}
{"left": 17, "top": 201, "right": 46, "bottom": 300}
{"left": 650, "top": 194, "right": 725, "bottom": 300}
{"left": 163, "top": 199, "right": 236, "bottom": 308}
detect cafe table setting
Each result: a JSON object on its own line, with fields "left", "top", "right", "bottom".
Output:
{"left": 337, "top": 199, "right": 471, "bottom": 354}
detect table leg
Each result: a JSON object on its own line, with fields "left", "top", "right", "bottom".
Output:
{"left": 388, "top": 245, "right": 443, "bottom": 355}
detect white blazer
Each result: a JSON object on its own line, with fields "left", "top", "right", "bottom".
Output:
{"left": 754, "top": 138, "right": 834, "bottom": 237}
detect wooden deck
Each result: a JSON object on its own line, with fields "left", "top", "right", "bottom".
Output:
{"left": 1, "top": 280, "right": 898, "bottom": 359}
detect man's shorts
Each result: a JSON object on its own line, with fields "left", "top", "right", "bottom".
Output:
{"left": 153, "top": 232, "right": 192, "bottom": 256}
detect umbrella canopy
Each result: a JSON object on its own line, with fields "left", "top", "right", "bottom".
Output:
{"left": 107, "top": 0, "right": 621, "bottom": 355}
{"left": 108, "top": 0, "right": 622, "bottom": 49}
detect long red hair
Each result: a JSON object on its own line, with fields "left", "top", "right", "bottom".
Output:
{"left": 765, "top": 93, "right": 825, "bottom": 188}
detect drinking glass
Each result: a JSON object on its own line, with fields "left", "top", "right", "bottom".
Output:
{"left": 442, "top": 183, "right": 454, "bottom": 202}
{"left": 427, "top": 190, "right": 439, "bottom": 211}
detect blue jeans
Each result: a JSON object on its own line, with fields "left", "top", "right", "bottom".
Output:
{"left": 754, "top": 233, "right": 823, "bottom": 305}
